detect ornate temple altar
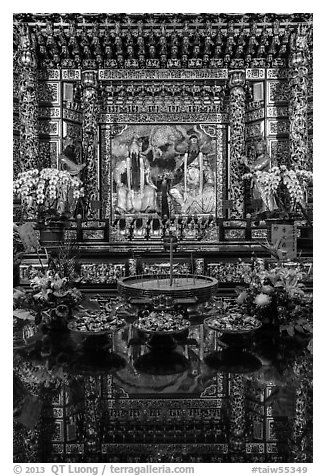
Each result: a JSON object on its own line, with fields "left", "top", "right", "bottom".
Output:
{"left": 12, "top": 13, "right": 313, "bottom": 465}
{"left": 13, "top": 13, "right": 313, "bottom": 291}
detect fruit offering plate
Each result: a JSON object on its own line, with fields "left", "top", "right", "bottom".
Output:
{"left": 204, "top": 313, "right": 262, "bottom": 335}
{"left": 68, "top": 312, "right": 127, "bottom": 336}
{"left": 133, "top": 311, "right": 190, "bottom": 335}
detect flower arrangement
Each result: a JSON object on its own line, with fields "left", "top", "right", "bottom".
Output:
{"left": 243, "top": 165, "right": 312, "bottom": 217}
{"left": 234, "top": 258, "right": 313, "bottom": 341}
{"left": 14, "top": 270, "right": 83, "bottom": 330}
{"left": 13, "top": 168, "right": 84, "bottom": 223}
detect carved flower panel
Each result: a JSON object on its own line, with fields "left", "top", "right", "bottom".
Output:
{"left": 269, "top": 139, "right": 290, "bottom": 166}
{"left": 39, "top": 140, "right": 59, "bottom": 168}
{"left": 245, "top": 122, "right": 263, "bottom": 138}
{"left": 267, "top": 81, "right": 290, "bottom": 104}
{"left": 13, "top": 115, "right": 20, "bottom": 134}
{"left": 39, "top": 107, "right": 61, "bottom": 118}
{"left": 13, "top": 135, "right": 20, "bottom": 177}
{"left": 267, "top": 119, "right": 290, "bottom": 136}
{"left": 308, "top": 75, "right": 313, "bottom": 98}
{"left": 63, "top": 121, "right": 82, "bottom": 141}
{"left": 246, "top": 68, "right": 265, "bottom": 80}
{"left": 246, "top": 109, "right": 264, "bottom": 122}
{"left": 266, "top": 106, "right": 289, "bottom": 118}
{"left": 37, "top": 69, "right": 60, "bottom": 81}
{"left": 308, "top": 114, "right": 313, "bottom": 133}
{"left": 267, "top": 68, "right": 288, "bottom": 79}
{"left": 13, "top": 73, "right": 20, "bottom": 99}
{"left": 62, "top": 69, "right": 81, "bottom": 81}
{"left": 98, "top": 68, "right": 228, "bottom": 81}
{"left": 38, "top": 82, "right": 60, "bottom": 105}
{"left": 38, "top": 120, "right": 59, "bottom": 136}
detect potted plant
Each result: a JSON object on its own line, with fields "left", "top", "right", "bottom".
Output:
{"left": 13, "top": 168, "right": 84, "bottom": 245}
{"left": 243, "top": 165, "right": 312, "bottom": 220}
{"left": 243, "top": 165, "right": 312, "bottom": 246}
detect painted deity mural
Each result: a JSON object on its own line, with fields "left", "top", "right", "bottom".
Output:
{"left": 110, "top": 124, "right": 218, "bottom": 218}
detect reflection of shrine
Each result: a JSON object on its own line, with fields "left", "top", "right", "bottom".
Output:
{"left": 13, "top": 323, "right": 312, "bottom": 463}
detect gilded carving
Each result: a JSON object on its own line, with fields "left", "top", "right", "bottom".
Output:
{"left": 13, "top": 136, "right": 20, "bottom": 178}
{"left": 245, "top": 122, "right": 263, "bottom": 139}
{"left": 64, "top": 122, "right": 82, "bottom": 141}
{"left": 99, "top": 113, "right": 228, "bottom": 124}
{"left": 229, "top": 374, "right": 246, "bottom": 446}
{"left": 38, "top": 120, "right": 59, "bottom": 136}
{"left": 82, "top": 86, "right": 99, "bottom": 217}
{"left": 62, "top": 69, "right": 81, "bottom": 81}
{"left": 307, "top": 137, "right": 313, "bottom": 171}
{"left": 98, "top": 69, "right": 228, "bottom": 81}
{"left": 269, "top": 139, "right": 290, "bottom": 166}
{"left": 13, "top": 115, "right": 20, "bottom": 133}
{"left": 38, "top": 107, "right": 61, "bottom": 118}
{"left": 245, "top": 69, "right": 265, "bottom": 80}
{"left": 267, "top": 106, "right": 289, "bottom": 117}
{"left": 229, "top": 78, "right": 246, "bottom": 219}
{"left": 268, "top": 81, "right": 290, "bottom": 104}
{"left": 224, "top": 229, "right": 245, "bottom": 240}
{"left": 63, "top": 108, "right": 83, "bottom": 123}
{"left": 289, "top": 65, "right": 309, "bottom": 168}
{"left": 37, "top": 69, "right": 60, "bottom": 80}
{"left": 268, "top": 120, "right": 290, "bottom": 136}
{"left": 39, "top": 140, "right": 59, "bottom": 168}
{"left": 247, "top": 100, "right": 264, "bottom": 112}
{"left": 19, "top": 66, "right": 39, "bottom": 171}
{"left": 101, "top": 125, "right": 111, "bottom": 219}
{"left": 38, "top": 82, "right": 60, "bottom": 104}
{"left": 13, "top": 74, "right": 20, "bottom": 99}
{"left": 246, "top": 109, "right": 264, "bottom": 122}
{"left": 100, "top": 102, "right": 224, "bottom": 116}
{"left": 266, "top": 69, "right": 288, "bottom": 79}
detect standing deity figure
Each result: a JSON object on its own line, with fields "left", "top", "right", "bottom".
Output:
{"left": 243, "top": 140, "right": 278, "bottom": 214}
{"left": 114, "top": 137, "right": 158, "bottom": 214}
{"left": 169, "top": 135, "right": 215, "bottom": 215}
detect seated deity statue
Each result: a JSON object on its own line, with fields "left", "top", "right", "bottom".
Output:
{"left": 169, "top": 135, "right": 215, "bottom": 215}
{"left": 114, "top": 137, "right": 158, "bottom": 214}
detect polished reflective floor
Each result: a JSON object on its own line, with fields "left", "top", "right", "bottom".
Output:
{"left": 13, "top": 321, "right": 312, "bottom": 463}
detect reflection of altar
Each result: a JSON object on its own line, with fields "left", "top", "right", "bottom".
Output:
{"left": 13, "top": 318, "right": 312, "bottom": 463}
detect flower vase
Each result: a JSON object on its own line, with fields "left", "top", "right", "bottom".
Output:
{"left": 37, "top": 221, "right": 67, "bottom": 247}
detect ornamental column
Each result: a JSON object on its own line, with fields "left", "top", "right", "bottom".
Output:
{"left": 228, "top": 374, "right": 246, "bottom": 462}
{"left": 288, "top": 26, "right": 309, "bottom": 170}
{"left": 17, "top": 25, "right": 39, "bottom": 171}
{"left": 228, "top": 70, "right": 246, "bottom": 219}
{"left": 81, "top": 70, "right": 99, "bottom": 218}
